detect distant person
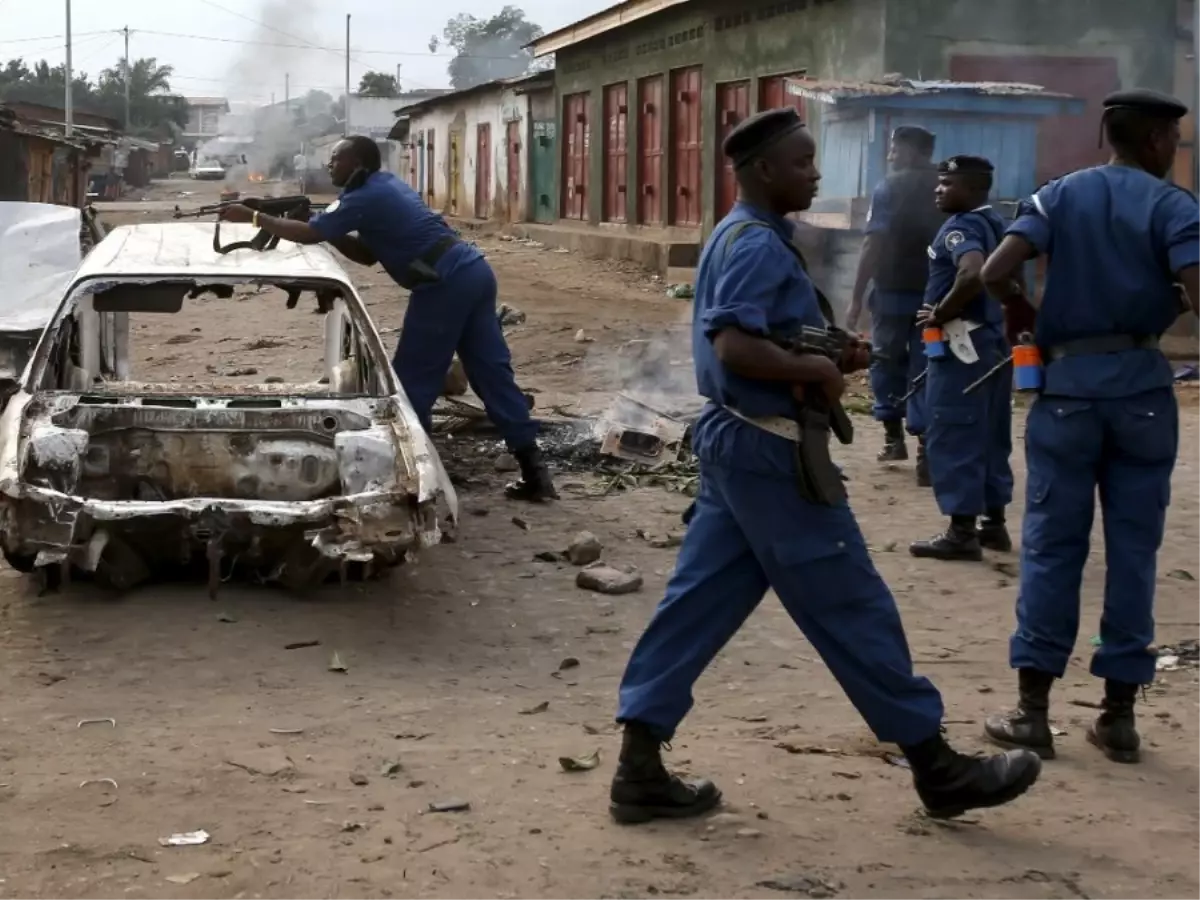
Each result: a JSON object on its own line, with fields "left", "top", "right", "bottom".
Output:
{"left": 846, "top": 126, "right": 947, "bottom": 484}
{"left": 293, "top": 152, "right": 308, "bottom": 193}
{"left": 607, "top": 107, "right": 1041, "bottom": 827}
{"left": 217, "top": 135, "right": 558, "bottom": 502}
{"left": 980, "top": 89, "right": 1198, "bottom": 764}
{"left": 909, "top": 156, "right": 1014, "bottom": 562}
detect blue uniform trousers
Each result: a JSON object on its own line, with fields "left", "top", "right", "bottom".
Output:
{"left": 1011, "top": 387, "right": 1178, "bottom": 685}
{"left": 924, "top": 331, "right": 1014, "bottom": 517}
{"left": 392, "top": 258, "right": 539, "bottom": 450}
{"left": 869, "top": 299, "right": 927, "bottom": 435}
{"left": 617, "top": 411, "right": 944, "bottom": 746}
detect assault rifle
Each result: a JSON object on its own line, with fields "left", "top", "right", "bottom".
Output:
{"left": 770, "top": 325, "right": 886, "bottom": 507}
{"left": 172, "top": 195, "right": 327, "bottom": 255}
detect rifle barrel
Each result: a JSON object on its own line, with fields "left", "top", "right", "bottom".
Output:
{"left": 963, "top": 354, "right": 1013, "bottom": 396}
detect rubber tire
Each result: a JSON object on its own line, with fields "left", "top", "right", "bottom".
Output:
{"left": 3, "top": 547, "right": 37, "bottom": 574}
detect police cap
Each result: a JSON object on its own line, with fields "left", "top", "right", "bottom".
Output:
{"left": 723, "top": 107, "right": 806, "bottom": 169}
{"left": 1102, "top": 88, "right": 1188, "bottom": 120}
{"left": 891, "top": 125, "right": 936, "bottom": 154}
{"left": 937, "top": 155, "right": 994, "bottom": 175}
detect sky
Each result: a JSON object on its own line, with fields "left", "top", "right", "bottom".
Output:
{"left": 0, "top": 0, "right": 611, "bottom": 107}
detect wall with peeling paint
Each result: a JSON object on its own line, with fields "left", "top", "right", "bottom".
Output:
{"left": 550, "top": 0, "right": 887, "bottom": 235}
{"left": 403, "top": 84, "right": 537, "bottom": 223}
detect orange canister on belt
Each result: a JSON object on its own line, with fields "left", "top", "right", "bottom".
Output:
{"left": 1012, "top": 342, "right": 1044, "bottom": 391}
{"left": 922, "top": 326, "right": 946, "bottom": 359}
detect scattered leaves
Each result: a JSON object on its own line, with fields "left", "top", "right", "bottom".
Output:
{"left": 519, "top": 701, "right": 550, "bottom": 716}
{"left": 558, "top": 750, "right": 600, "bottom": 772}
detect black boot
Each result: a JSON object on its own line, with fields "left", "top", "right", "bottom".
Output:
{"left": 915, "top": 437, "right": 932, "bottom": 487}
{"left": 910, "top": 516, "right": 983, "bottom": 561}
{"left": 978, "top": 507, "right": 1013, "bottom": 552}
{"left": 609, "top": 722, "right": 722, "bottom": 824}
{"left": 877, "top": 420, "right": 909, "bottom": 462}
{"left": 504, "top": 444, "right": 559, "bottom": 502}
{"left": 1087, "top": 679, "right": 1141, "bottom": 764}
{"left": 902, "top": 731, "right": 1041, "bottom": 820}
{"left": 984, "top": 669, "right": 1057, "bottom": 759}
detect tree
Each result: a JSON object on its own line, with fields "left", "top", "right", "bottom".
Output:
{"left": 95, "top": 57, "right": 188, "bottom": 139}
{"left": 431, "top": 5, "right": 544, "bottom": 90}
{"left": 357, "top": 71, "right": 400, "bottom": 97}
{"left": 0, "top": 54, "right": 187, "bottom": 140}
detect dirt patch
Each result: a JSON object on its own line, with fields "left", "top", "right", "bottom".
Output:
{"left": 0, "top": 178, "right": 1193, "bottom": 898}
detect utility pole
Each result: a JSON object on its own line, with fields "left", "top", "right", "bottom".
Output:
{"left": 284, "top": 73, "right": 290, "bottom": 111}
{"left": 122, "top": 26, "right": 131, "bottom": 132}
{"left": 64, "top": 0, "right": 73, "bottom": 137}
{"left": 344, "top": 14, "right": 351, "bottom": 136}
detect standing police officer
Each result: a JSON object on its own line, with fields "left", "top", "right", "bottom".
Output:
{"left": 608, "top": 108, "right": 1041, "bottom": 825}
{"left": 980, "top": 90, "right": 1199, "bottom": 763}
{"left": 847, "top": 126, "right": 946, "bottom": 483}
{"left": 218, "top": 136, "right": 558, "bottom": 502}
{"left": 910, "top": 156, "right": 1014, "bottom": 561}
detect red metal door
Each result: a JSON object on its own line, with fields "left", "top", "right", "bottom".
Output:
{"left": 562, "top": 92, "right": 590, "bottom": 220}
{"left": 506, "top": 121, "right": 522, "bottom": 221}
{"left": 603, "top": 82, "right": 629, "bottom": 223}
{"left": 949, "top": 55, "right": 1119, "bottom": 185}
{"left": 475, "top": 123, "right": 491, "bottom": 219}
{"left": 758, "top": 73, "right": 807, "bottom": 117}
{"left": 425, "top": 131, "right": 435, "bottom": 205}
{"left": 637, "top": 75, "right": 664, "bottom": 225}
{"left": 715, "top": 80, "right": 751, "bottom": 221}
{"left": 670, "top": 66, "right": 703, "bottom": 227}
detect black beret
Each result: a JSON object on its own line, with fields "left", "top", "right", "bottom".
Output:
{"left": 723, "top": 107, "right": 806, "bottom": 168}
{"left": 938, "top": 155, "right": 994, "bottom": 175}
{"left": 891, "top": 125, "right": 936, "bottom": 152}
{"left": 1102, "top": 89, "right": 1188, "bottom": 120}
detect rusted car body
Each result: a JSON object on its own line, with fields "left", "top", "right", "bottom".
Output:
{"left": 0, "top": 221, "right": 457, "bottom": 591}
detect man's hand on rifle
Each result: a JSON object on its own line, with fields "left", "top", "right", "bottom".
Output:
{"left": 838, "top": 339, "right": 872, "bottom": 374}
{"left": 218, "top": 204, "right": 256, "bottom": 224}
{"left": 915, "top": 303, "right": 942, "bottom": 328}
{"left": 793, "top": 356, "right": 845, "bottom": 406}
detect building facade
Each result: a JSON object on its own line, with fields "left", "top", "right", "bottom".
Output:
{"left": 391, "top": 73, "right": 554, "bottom": 223}
{"left": 530, "top": 0, "right": 1192, "bottom": 238}
{"left": 183, "top": 97, "right": 231, "bottom": 146}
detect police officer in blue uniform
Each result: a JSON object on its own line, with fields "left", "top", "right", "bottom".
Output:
{"left": 218, "top": 136, "right": 557, "bottom": 501}
{"left": 910, "top": 156, "right": 1014, "bottom": 561}
{"left": 608, "top": 108, "right": 1041, "bottom": 825}
{"left": 980, "top": 90, "right": 1199, "bottom": 762}
{"left": 847, "top": 126, "right": 947, "bottom": 483}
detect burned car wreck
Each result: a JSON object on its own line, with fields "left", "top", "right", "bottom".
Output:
{"left": 0, "top": 221, "right": 458, "bottom": 592}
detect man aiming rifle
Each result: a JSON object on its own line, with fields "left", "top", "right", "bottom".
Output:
{"left": 214, "top": 135, "right": 557, "bottom": 502}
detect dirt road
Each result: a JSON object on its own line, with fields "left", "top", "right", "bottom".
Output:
{"left": 0, "top": 178, "right": 1195, "bottom": 899}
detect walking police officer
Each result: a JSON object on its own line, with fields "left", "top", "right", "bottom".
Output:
{"left": 608, "top": 108, "right": 1041, "bottom": 825}
{"left": 980, "top": 90, "right": 1199, "bottom": 762}
{"left": 847, "top": 126, "right": 947, "bottom": 483}
{"left": 910, "top": 156, "right": 1014, "bottom": 561}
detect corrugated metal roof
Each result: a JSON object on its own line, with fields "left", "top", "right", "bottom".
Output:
{"left": 392, "top": 71, "right": 554, "bottom": 120}
{"left": 789, "top": 77, "right": 1075, "bottom": 104}
{"left": 528, "top": 0, "right": 694, "bottom": 56}
{"left": 185, "top": 96, "right": 230, "bottom": 108}
{"left": 0, "top": 107, "right": 112, "bottom": 150}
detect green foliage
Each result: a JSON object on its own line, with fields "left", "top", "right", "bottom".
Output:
{"left": 431, "top": 5, "right": 544, "bottom": 90}
{"left": 357, "top": 71, "right": 400, "bottom": 97}
{"left": 0, "top": 55, "right": 187, "bottom": 139}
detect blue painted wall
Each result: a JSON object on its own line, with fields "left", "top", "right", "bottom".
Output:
{"left": 817, "top": 102, "right": 1060, "bottom": 202}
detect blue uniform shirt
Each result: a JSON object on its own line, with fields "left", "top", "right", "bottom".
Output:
{"left": 693, "top": 202, "right": 826, "bottom": 420}
{"left": 1008, "top": 165, "right": 1199, "bottom": 398}
{"left": 865, "top": 179, "right": 926, "bottom": 316}
{"left": 309, "top": 171, "right": 482, "bottom": 285}
{"left": 925, "top": 206, "right": 1007, "bottom": 329}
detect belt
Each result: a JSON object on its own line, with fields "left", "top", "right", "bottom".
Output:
{"left": 399, "top": 235, "right": 461, "bottom": 289}
{"left": 724, "top": 407, "right": 801, "bottom": 443}
{"left": 1046, "top": 334, "right": 1159, "bottom": 362}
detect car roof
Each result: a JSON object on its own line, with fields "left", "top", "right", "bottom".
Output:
{"left": 75, "top": 222, "right": 356, "bottom": 284}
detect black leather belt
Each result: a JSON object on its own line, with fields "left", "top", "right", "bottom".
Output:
{"left": 1046, "top": 334, "right": 1159, "bottom": 362}
{"left": 399, "top": 235, "right": 461, "bottom": 289}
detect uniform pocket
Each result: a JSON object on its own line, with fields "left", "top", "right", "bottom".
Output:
{"left": 1111, "top": 390, "right": 1179, "bottom": 467}
{"left": 930, "top": 406, "right": 979, "bottom": 427}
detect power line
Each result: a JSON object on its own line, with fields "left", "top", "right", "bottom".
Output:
{"left": 0, "top": 29, "right": 109, "bottom": 45}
